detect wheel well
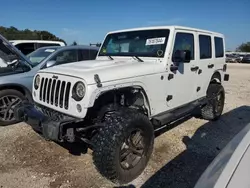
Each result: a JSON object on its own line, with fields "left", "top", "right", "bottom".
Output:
{"left": 86, "top": 87, "right": 151, "bottom": 121}
{"left": 0, "top": 84, "right": 32, "bottom": 101}
{"left": 210, "top": 72, "right": 221, "bottom": 84}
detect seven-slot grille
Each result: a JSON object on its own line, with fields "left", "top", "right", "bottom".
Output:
{"left": 39, "top": 77, "right": 71, "bottom": 110}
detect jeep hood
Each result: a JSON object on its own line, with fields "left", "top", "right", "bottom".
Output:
{"left": 39, "top": 59, "right": 164, "bottom": 85}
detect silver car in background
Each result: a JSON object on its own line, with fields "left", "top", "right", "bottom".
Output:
{"left": 195, "top": 122, "right": 250, "bottom": 188}
{"left": 0, "top": 34, "right": 99, "bottom": 125}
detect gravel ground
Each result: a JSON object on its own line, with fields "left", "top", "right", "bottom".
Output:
{"left": 1, "top": 63, "right": 250, "bottom": 188}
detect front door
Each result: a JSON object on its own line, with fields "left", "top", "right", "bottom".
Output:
{"left": 166, "top": 30, "right": 199, "bottom": 109}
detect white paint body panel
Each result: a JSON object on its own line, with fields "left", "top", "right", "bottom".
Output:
{"left": 33, "top": 26, "right": 226, "bottom": 118}
{"left": 10, "top": 40, "right": 66, "bottom": 46}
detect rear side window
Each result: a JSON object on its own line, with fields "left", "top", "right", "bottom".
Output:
{"left": 15, "top": 43, "right": 35, "bottom": 55}
{"left": 89, "top": 50, "right": 98, "bottom": 59}
{"left": 215, "top": 37, "right": 224, "bottom": 58}
{"left": 78, "top": 49, "right": 90, "bottom": 61}
{"left": 199, "top": 35, "right": 212, "bottom": 59}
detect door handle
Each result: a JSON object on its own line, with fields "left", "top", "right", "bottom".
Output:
{"left": 208, "top": 64, "right": 214, "bottom": 68}
{"left": 190, "top": 66, "right": 199, "bottom": 71}
{"left": 170, "top": 65, "right": 178, "bottom": 72}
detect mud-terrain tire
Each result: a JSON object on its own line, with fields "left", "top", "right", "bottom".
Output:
{"left": 201, "top": 84, "right": 225, "bottom": 121}
{"left": 0, "top": 89, "right": 26, "bottom": 126}
{"left": 92, "top": 109, "right": 154, "bottom": 184}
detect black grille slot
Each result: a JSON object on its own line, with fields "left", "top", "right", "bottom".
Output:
{"left": 46, "top": 79, "right": 52, "bottom": 103}
{"left": 51, "top": 79, "right": 56, "bottom": 105}
{"left": 55, "top": 80, "right": 61, "bottom": 107}
{"left": 59, "top": 81, "right": 66, "bottom": 108}
{"left": 40, "top": 78, "right": 44, "bottom": 100}
{"left": 65, "top": 82, "right": 71, "bottom": 109}
{"left": 43, "top": 78, "right": 48, "bottom": 102}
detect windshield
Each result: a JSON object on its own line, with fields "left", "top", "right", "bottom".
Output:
{"left": 99, "top": 29, "right": 170, "bottom": 58}
{"left": 27, "top": 47, "right": 58, "bottom": 66}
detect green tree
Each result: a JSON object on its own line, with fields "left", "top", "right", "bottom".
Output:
{"left": 0, "top": 26, "right": 66, "bottom": 44}
{"left": 236, "top": 42, "right": 250, "bottom": 52}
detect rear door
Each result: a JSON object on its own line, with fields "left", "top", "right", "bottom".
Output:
{"left": 195, "top": 33, "right": 218, "bottom": 99}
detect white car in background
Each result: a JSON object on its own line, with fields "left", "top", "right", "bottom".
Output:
{"left": 195, "top": 123, "right": 250, "bottom": 188}
{"left": 9, "top": 40, "right": 66, "bottom": 55}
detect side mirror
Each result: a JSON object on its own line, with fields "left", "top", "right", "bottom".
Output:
{"left": 46, "top": 60, "right": 56, "bottom": 68}
{"left": 173, "top": 50, "right": 191, "bottom": 63}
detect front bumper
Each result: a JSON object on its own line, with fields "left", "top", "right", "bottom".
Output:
{"left": 15, "top": 102, "right": 78, "bottom": 142}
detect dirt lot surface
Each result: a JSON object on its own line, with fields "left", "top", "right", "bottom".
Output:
{"left": 1, "top": 63, "right": 250, "bottom": 188}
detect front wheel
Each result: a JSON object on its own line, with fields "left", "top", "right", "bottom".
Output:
{"left": 0, "top": 89, "right": 26, "bottom": 126}
{"left": 201, "top": 84, "right": 225, "bottom": 121}
{"left": 92, "top": 109, "right": 154, "bottom": 184}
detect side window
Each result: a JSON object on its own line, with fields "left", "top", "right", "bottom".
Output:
{"left": 215, "top": 37, "right": 224, "bottom": 58}
{"left": 38, "top": 43, "right": 60, "bottom": 48}
{"left": 89, "top": 50, "right": 98, "bottom": 60}
{"left": 199, "top": 35, "right": 212, "bottom": 59}
{"left": 15, "top": 43, "right": 35, "bottom": 55}
{"left": 51, "top": 50, "right": 78, "bottom": 65}
{"left": 172, "top": 32, "right": 194, "bottom": 61}
{"left": 78, "top": 49, "right": 90, "bottom": 61}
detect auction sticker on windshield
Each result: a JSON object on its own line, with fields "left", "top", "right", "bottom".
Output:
{"left": 146, "top": 37, "right": 166, "bottom": 46}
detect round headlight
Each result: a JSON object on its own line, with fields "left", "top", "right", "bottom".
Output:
{"left": 34, "top": 74, "right": 40, "bottom": 90}
{"left": 73, "top": 81, "right": 85, "bottom": 101}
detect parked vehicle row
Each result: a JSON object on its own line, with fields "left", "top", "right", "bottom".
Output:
{"left": 0, "top": 35, "right": 98, "bottom": 125}
{"left": 241, "top": 55, "right": 250, "bottom": 63}
{"left": 226, "top": 54, "right": 250, "bottom": 63}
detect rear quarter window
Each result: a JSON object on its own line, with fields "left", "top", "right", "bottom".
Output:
{"left": 214, "top": 37, "right": 224, "bottom": 58}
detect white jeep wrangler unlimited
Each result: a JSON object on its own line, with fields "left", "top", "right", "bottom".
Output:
{"left": 16, "top": 25, "right": 229, "bottom": 184}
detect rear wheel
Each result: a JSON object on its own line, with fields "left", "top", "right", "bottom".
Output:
{"left": 201, "top": 84, "right": 225, "bottom": 120}
{"left": 0, "top": 89, "right": 26, "bottom": 126}
{"left": 92, "top": 109, "right": 154, "bottom": 184}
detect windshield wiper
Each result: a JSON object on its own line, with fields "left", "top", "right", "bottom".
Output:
{"left": 108, "top": 56, "right": 114, "bottom": 60}
{"left": 133, "top": 56, "right": 144, "bottom": 62}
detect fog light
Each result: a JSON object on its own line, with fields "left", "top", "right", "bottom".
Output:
{"left": 76, "top": 104, "right": 82, "bottom": 112}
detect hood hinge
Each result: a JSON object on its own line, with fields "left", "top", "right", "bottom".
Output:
{"left": 94, "top": 74, "right": 102, "bottom": 87}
